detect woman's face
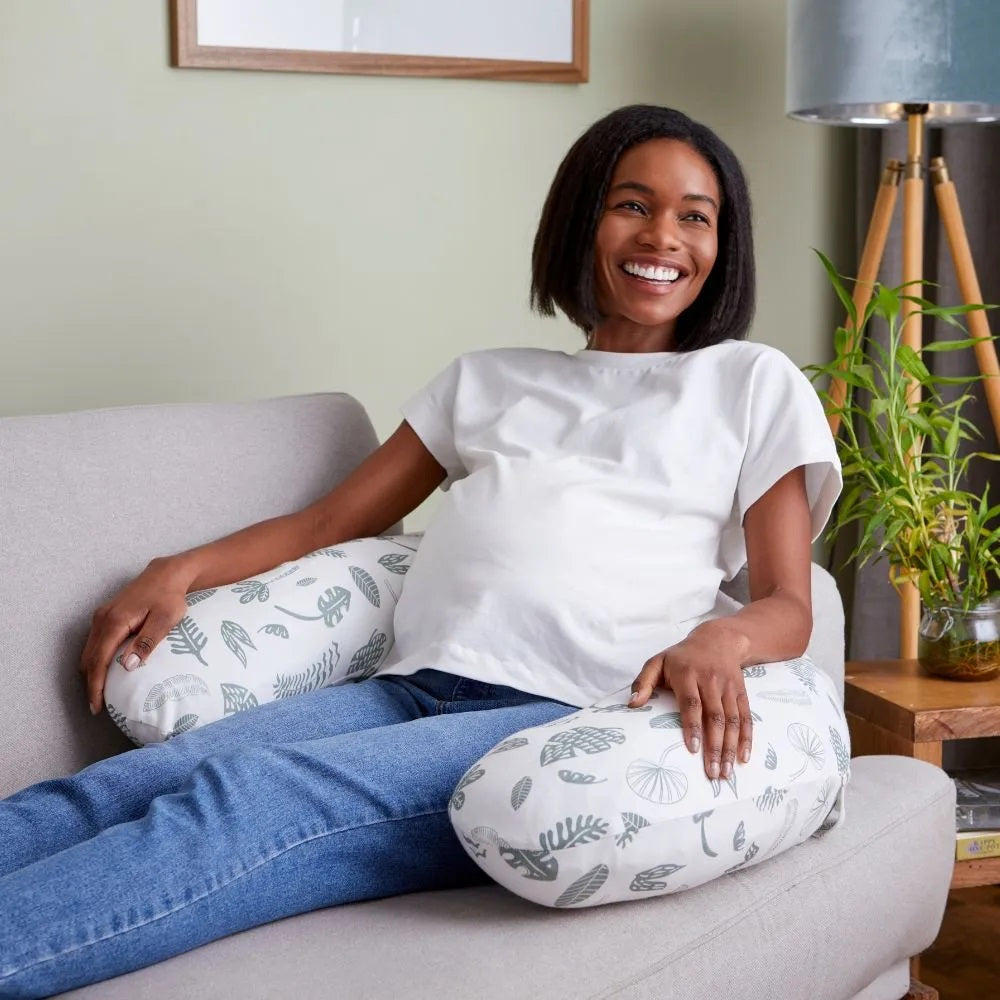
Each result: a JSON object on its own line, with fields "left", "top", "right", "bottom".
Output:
{"left": 593, "top": 138, "right": 720, "bottom": 346}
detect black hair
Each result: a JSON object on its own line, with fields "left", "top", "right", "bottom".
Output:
{"left": 530, "top": 104, "right": 755, "bottom": 351}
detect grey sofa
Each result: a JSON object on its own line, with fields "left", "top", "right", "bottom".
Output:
{"left": 1, "top": 392, "right": 957, "bottom": 1000}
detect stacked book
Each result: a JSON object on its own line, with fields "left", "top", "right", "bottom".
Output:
{"left": 952, "top": 767, "right": 1000, "bottom": 860}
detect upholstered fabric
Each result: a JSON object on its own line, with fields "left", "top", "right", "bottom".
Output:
{"left": 56, "top": 756, "right": 954, "bottom": 1000}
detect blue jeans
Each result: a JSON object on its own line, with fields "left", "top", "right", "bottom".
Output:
{"left": 0, "top": 670, "right": 575, "bottom": 997}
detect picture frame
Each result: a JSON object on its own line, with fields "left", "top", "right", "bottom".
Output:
{"left": 169, "top": 0, "right": 589, "bottom": 83}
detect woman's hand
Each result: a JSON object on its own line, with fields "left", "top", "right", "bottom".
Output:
{"left": 78, "top": 558, "right": 194, "bottom": 717}
{"left": 628, "top": 624, "right": 753, "bottom": 781}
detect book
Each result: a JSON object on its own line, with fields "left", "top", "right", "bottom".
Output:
{"left": 951, "top": 767, "right": 1000, "bottom": 832}
{"left": 956, "top": 830, "right": 1000, "bottom": 861}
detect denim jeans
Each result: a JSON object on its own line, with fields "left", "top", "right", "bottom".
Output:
{"left": 0, "top": 670, "right": 575, "bottom": 998}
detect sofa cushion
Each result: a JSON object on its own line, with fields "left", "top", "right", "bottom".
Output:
{"left": 103, "top": 535, "right": 419, "bottom": 745}
{"left": 449, "top": 656, "right": 849, "bottom": 908}
{"left": 55, "top": 755, "right": 955, "bottom": 1000}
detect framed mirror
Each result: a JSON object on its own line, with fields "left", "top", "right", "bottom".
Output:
{"left": 170, "top": 0, "right": 589, "bottom": 83}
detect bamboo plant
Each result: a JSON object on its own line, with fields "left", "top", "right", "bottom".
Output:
{"left": 804, "top": 251, "right": 1000, "bottom": 616}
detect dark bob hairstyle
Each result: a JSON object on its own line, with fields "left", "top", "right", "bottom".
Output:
{"left": 530, "top": 105, "right": 755, "bottom": 352}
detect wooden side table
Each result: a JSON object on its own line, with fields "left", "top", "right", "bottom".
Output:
{"left": 844, "top": 658, "right": 1000, "bottom": 890}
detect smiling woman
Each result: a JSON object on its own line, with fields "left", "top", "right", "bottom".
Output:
{"left": 531, "top": 104, "right": 755, "bottom": 353}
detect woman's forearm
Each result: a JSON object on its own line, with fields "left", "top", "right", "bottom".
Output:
{"left": 687, "top": 590, "right": 812, "bottom": 667}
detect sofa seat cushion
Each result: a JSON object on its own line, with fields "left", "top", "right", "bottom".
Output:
{"left": 58, "top": 755, "right": 955, "bottom": 1000}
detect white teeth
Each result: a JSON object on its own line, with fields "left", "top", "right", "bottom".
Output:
{"left": 623, "top": 262, "right": 681, "bottom": 282}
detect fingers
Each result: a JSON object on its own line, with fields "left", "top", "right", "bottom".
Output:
{"left": 719, "top": 687, "right": 743, "bottom": 781}
{"left": 670, "top": 672, "right": 703, "bottom": 758}
{"left": 736, "top": 688, "right": 754, "bottom": 765}
{"left": 628, "top": 656, "right": 663, "bottom": 708}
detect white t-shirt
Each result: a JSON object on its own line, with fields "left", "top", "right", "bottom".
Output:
{"left": 375, "top": 341, "right": 842, "bottom": 707}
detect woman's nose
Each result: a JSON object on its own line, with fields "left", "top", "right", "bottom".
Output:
{"left": 638, "top": 213, "right": 682, "bottom": 250}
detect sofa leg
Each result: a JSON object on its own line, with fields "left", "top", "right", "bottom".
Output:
{"left": 903, "top": 978, "right": 938, "bottom": 1000}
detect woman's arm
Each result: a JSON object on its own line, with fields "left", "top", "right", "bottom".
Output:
{"left": 627, "top": 465, "right": 814, "bottom": 779}
{"left": 80, "top": 421, "right": 444, "bottom": 714}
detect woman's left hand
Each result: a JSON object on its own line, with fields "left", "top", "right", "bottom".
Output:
{"left": 628, "top": 626, "right": 753, "bottom": 781}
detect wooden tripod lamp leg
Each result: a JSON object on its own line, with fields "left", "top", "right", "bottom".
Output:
{"left": 931, "top": 156, "right": 1000, "bottom": 444}
{"left": 899, "top": 110, "right": 927, "bottom": 659}
{"left": 826, "top": 161, "right": 901, "bottom": 438}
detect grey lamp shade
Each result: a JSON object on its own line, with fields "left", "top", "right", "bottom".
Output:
{"left": 787, "top": 0, "right": 1000, "bottom": 125}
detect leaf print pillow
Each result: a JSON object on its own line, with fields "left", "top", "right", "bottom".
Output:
{"left": 448, "top": 655, "right": 850, "bottom": 909}
{"left": 102, "top": 534, "right": 420, "bottom": 745}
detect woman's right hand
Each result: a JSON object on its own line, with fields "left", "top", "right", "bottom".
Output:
{"left": 78, "top": 557, "right": 194, "bottom": 717}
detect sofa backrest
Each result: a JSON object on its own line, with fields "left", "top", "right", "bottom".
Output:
{"left": 0, "top": 393, "right": 380, "bottom": 796}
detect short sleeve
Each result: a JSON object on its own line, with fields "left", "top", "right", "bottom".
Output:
{"left": 736, "top": 347, "right": 842, "bottom": 542}
{"left": 400, "top": 357, "right": 467, "bottom": 489}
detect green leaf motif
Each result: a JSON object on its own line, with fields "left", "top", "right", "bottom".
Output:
{"left": 648, "top": 712, "right": 684, "bottom": 729}
{"left": 765, "top": 744, "right": 778, "bottom": 770}
{"left": 745, "top": 841, "right": 760, "bottom": 863}
{"left": 349, "top": 566, "right": 381, "bottom": 607}
{"left": 733, "top": 820, "right": 746, "bottom": 852}
{"left": 166, "top": 617, "right": 209, "bottom": 666}
{"left": 742, "top": 665, "right": 767, "bottom": 679}
{"left": 693, "top": 811, "right": 718, "bottom": 857}
{"left": 754, "top": 786, "right": 787, "bottom": 813}
{"left": 592, "top": 702, "right": 651, "bottom": 713}
{"left": 615, "top": 812, "right": 651, "bottom": 848}
{"left": 143, "top": 673, "right": 210, "bottom": 712}
{"left": 489, "top": 736, "right": 529, "bottom": 755}
{"left": 105, "top": 701, "right": 131, "bottom": 740}
{"left": 449, "top": 767, "right": 486, "bottom": 811}
{"left": 305, "top": 547, "right": 346, "bottom": 558}
{"left": 789, "top": 659, "right": 819, "bottom": 693}
{"left": 538, "top": 814, "right": 609, "bottom": 852}
{"left": 829, "top": 726, "right": 851, "bottom": 777}
{"left": 166, "top": 713, "right": 199, "bottom": 740}
{"left": 557, "top": 770, "right": 607, "bottom": 784}
{"left": 497, "top": 842, "right": 558, "bottom": 882}
{"left": 511, "top": 776, "right": 532, "bottom": 811}
{"left": 554, "top": 864, "right": 610, "bottom": 907}
{"left": 827, "top": 693, "right": 844, "bottom": 719}
{"left": 276, "top": 586, "right": 351, "bottom": 626}
{"left": 258, "top": 624, "right": 290, "bottom": 638}
{"left": 709, "top": 772, "right": 738, "bottom": 799}
{"left": 347, "top": 628, "right": 388, "bottom": 678}
{"left": 185, "top": 588, "right": 217, "bottom": 607}
{"left": 273, "top": 645, "right": 341, "bottom": 700}
{"left": 757, "top": 689, "right": 811, "bottom": 706}
{"left": 220, "top": 620, "right": 257, "bottom": 668}
{"left": 377, "top": 553, "right": 410, "bottom": 575}
{"left": 629, "top": 862, "right": 684, "bottom": 893}
{"left": 539, "top": 727, "right": 626, "bottom": 767}
{"left": 231, "top": 580, "right": 270, "bottom": 605}
{"left": 296, "top": 577, "right": 317, "bottom": 587}
{"left": 221, "top": 683, "right": 259, "bottom": 715}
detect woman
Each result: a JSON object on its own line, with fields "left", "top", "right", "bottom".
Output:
{"left": 0, "top": 105, "right": 840, "bottom": 995}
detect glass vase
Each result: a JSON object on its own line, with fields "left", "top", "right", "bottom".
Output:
{"left": 918, "top": 596, "right": 1000, "bottom": 681}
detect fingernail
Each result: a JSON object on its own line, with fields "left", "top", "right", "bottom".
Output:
{"left": 708, "top": 762, "right": 719, "bottom": 779}
{"left": 722, "top": 761, "right": 732, "bottom": 779}
{"left": 741, "top": 747, "right": 751, "bottom": 764}
{"left": 689, "top": 736, "right": 700, "bottom": 754}
{"left": 123, "top": 653, "right": 141, "bottom": 671}
{"left": 90, "top": 703, "right": 99, "bottom": 716}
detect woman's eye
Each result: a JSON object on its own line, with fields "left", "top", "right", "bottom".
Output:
{"left": 615, "top": 200, "right": 647, "bottom": 214}
{"left": 683, "top": 212, "right": 711, "bottom": 224}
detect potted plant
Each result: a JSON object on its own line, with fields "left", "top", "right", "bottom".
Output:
{"left": 805, "top": 251, "right": 1000, "bottom": 680}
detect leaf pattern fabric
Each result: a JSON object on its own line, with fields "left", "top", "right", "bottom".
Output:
{"left": 102, "top": 534, "right": 421, "bottom": 745}
{"left": 448, "top": 655, "right": 850, "bottom": 909}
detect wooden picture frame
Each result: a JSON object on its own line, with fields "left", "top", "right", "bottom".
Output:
{"left": 169, "top": 0, "right": 589, "bottom": 83}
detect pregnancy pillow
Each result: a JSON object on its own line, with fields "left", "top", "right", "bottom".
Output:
{"left": 448, "top": 656, "right": 850, "bottom": 908}
{"left": 102, "top": 534, "right": 420, "bottom": 745}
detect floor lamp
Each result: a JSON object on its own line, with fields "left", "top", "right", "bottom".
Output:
{"left": 786, "top": 0, "right": 1000, "bottom": 658}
